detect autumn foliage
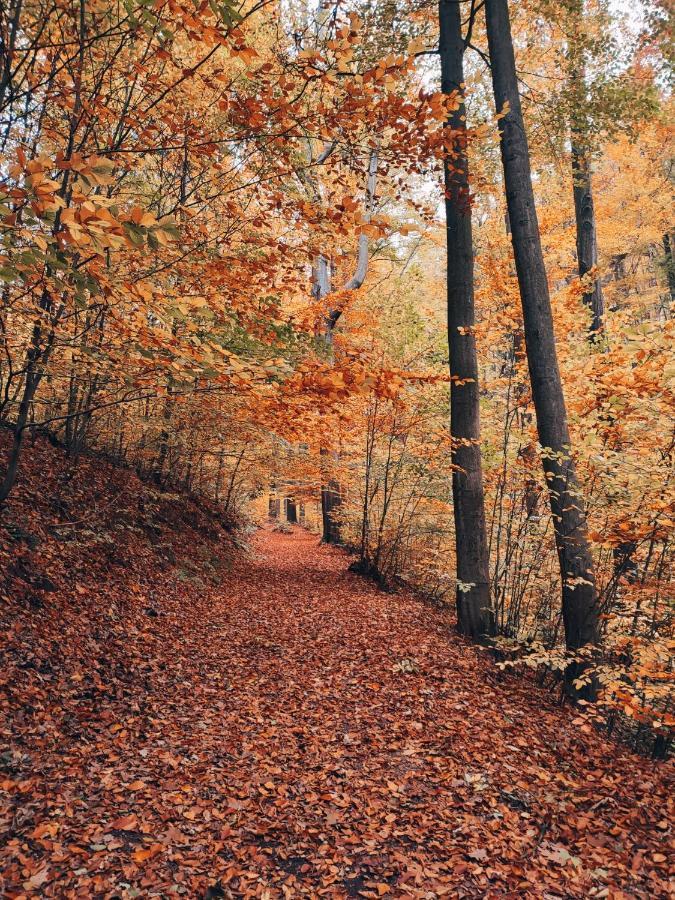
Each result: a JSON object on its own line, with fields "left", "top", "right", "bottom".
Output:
{"left": 1, "top": 457, "right": 672, "bottom": 896}
{"left": 0, "top": 0, "right": 673, "bottom": 894}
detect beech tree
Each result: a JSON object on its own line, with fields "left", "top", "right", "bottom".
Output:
{"left": 439, "top": 0, "right": 493, "bottom": 640}
{"left": 312, "top": 148, "right": 378, "bottom": 544}
{"left": 531, "top": 0, "right": 659, "bottom": 340}
{"left": 568, "top": 0, "right": 604, "bottom": 338}
{"left": 484, "top": 0, "right": 600, "bottom": 688}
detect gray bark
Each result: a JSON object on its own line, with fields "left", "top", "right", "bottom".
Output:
{"left": 485, "top": 0, "right": 600, "bottom": 687}
{"left": 319, "top": 149, "right": 378, "bottom": 543}
{"left": 439, "top": 0, "right": 494, "bottom": 640}
{"left": 572, "top": 140, "right": 604, "bottom": 336}
{"left": 567, "top": 0, "right": 604, "bottom": 337}
{"left": 663, "top": 232, "right": 675, "bottom": 308}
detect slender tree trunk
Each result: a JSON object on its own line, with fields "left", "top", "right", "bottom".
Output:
{"left": 663, "top": 232, "right": 675, "bottom": 308}
{"left": 567, "top": 0, "right": 603, "bottom": 338}
{"left": 314, "top": 256, "right": 342, "bottom": 544}
{"left": 155, "top": 134, "right": 189, "bottom": 485}
{"left": 439, "top": 0, "right": 494, "bottom": 640}
{"left": 0, "top": 298, "right": 62, "bottom": 503}
{"left": 485, "top": 0, "right": 600, "bottom": 690}
{"left": 571, "top": 127, "right": 603, "bottom": 336}
{"left": 359, "top": 397, "right": 378, "bottom": 563}
{"left": 504, "top": 212, "right": 541, "bottom": 520}
{"left": 223, "top": 446, "right": 246, "bottom": 512}
{"left": 154, "top": 390, "right": 173, "bottom": 485}
{"left": 0, "top": 0, "right": 23, "bottom": 112}
{"left": 0, "top": 372, "right": 37, "bottom": 503}
{"left": 318, "top": 149, "right": 378, "bottom": 544}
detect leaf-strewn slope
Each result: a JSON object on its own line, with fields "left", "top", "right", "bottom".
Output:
{"left": 1, "top": 489, "right": 672, "bottom": 897}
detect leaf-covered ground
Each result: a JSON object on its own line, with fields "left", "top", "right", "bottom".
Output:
{"left": 1, "top": 514, "right": 672, "bottom": 897}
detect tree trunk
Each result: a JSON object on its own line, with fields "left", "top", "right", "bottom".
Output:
{"left": 0, "top": 302, "right": 61, "bottom": 503}
{"left": 286, "top": 498, "right": 298, "bottom": 524}
{"left": 314, "top": 255, "right": 342, "bottom": 544}
{"left": 0, "top": 372, "right": 37, "bottom": 503}
{"left": 439, "top": 0, "right": 494, "bottom": 640}
{"left": 571, "top": 130, "right": 604, "bottom": 336}
{"left": 312, "top": 253, "right": 343, "bottom": 543}
{"left": 567, "top": 0, "right": 604, "bottom": 338}
{"left": 663, "top": 232, "right": 675, "bottom": 308}
{"left": 318, "top": 149, "right": 378, "bottom": 544}
{"left": 320, "top": 446, "right": 342, "bottom": 542}
{"left": 485, "top": 0, "right": 600, "bottom": 690}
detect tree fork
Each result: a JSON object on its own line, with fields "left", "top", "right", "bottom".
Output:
{"left": 319, "top": 149, "right": 378, "bottom": 544}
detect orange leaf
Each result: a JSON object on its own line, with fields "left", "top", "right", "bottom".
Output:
{"left": 134, "top": 843, "right": 163, "bottom": 863}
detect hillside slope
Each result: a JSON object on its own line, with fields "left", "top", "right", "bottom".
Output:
{"left": 0, "top": 451, "right": 672, "bottom": 897}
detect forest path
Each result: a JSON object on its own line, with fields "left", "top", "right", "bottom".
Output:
{"left": 2, "top": 527, "right": 671, "bottom": 897}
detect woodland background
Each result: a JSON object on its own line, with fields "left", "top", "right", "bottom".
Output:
{"left": 0, "top": 0, "right": 673, "bottom": 751}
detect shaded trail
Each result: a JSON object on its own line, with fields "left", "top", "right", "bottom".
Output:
{"left": 1, "top": 528, "right": 672, "bottom": 897}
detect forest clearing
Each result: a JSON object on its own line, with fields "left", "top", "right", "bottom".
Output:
{"left": 0, "top": 0, "right": 673, "bottom": 895}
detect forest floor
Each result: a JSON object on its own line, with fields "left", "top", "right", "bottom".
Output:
{"left": 1, "top": 448, "right": 673, "bottom": 898}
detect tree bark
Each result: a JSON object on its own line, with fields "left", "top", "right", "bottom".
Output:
{"left": 567, "top": 0, "right": 603, "bottom": 338}
{"left": 485, "top": 0, "right": 600, "bottom": 687}
{"left": 318, "top": 149, "right": 378, "bottom": 544}
{"left": 0, "top": 370, "right": 37, "bottom": 503}
{"left": 439, "top": 0, "right": 494, "bottom": 640}
{"left": 313, "top": 256, "right": 342, "bottom": 544}
{"left": 0, "top": 298, "right": 62, "bottom": 503}
{"left": 313, "top": 256, "right": 343, "bottom": 543}
{"left": 571, "top": 139, "right": 603, "bottom": 336}
{"left": 320, "top": 453, "right": 342, "bottom": 543}
{"left": 663, "top": 232, "right": 675, "bottom": 308}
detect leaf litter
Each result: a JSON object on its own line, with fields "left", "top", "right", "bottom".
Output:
{"left": 1, "top": 522, "right": 672, "bottom": 898}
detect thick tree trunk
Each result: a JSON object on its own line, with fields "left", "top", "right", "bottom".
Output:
{"left": 286, "top": 498, "right": 298, "bottom": 523}
{"left": 439, "top": 0, "right": 494, "bottom": 640}
{"left": 485, "top": 0, "right": 600, "bottom": 687}
{"left": 320, "top": 449, "right": 342, "bottom": 543}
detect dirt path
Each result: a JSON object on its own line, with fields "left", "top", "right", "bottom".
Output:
{"left": 1, "top": 528, "right": 672, "bottom": 897}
